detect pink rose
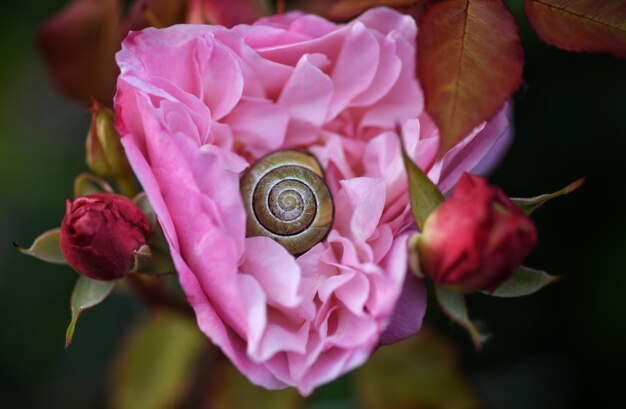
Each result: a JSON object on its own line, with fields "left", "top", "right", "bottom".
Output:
{"left": 60, "top": 193, "right": 151, "bottom": 281}
{"left": 418, "top": 174, "right": 538, "bottom": 293}
{"left": 114, "top": 7, "right": 512, "bottom": 393}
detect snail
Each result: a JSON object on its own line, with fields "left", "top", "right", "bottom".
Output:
{"left": 240, "top": 150, "right": 334, "bottom": 255}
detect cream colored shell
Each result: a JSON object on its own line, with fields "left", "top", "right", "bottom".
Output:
{"left": 240, "top": 150, "right": 334, "bottom": 255}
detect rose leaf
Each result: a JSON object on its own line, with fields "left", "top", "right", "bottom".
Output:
{"left": 38, "top": 0, "right": 124, "bottom": 104}
{"left": 525, "top": 0, "right": 626, "bottom": 57}
{"left": 418, "top": 0, "right": 524, "bottom": 156}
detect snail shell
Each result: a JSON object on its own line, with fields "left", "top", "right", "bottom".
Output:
{"left": 240, "top": 150, "right": 334, "bottom": 255}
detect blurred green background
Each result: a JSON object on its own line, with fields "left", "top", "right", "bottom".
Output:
{"left": 1, "top": 1, "right": 624, "bottom": 408}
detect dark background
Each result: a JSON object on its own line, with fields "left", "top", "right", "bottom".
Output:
{"left": 0, "top": 1, "right": 624, "bottom": 408}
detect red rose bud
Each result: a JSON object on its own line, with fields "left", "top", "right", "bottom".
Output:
{"left": 86, "top": 100, "right": 132, "bottom": 179}
{"left": 60, "top": 193, "right": 151, "bottom": 280}
{"left": 418, "top": 174, "right": 538, "bottom": 293}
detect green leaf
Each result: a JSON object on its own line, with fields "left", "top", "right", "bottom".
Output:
{"left": 111, "top": 311, "right": 208, "bottom": 409}
{"left": 65, "top": 275, "right": 115, "bottom": 348}
{"left": 355, "top": 328, "right": 483, "bottom": 409}
{"left": 73, "top": 172, "right": 114, "bottom": 197}
{"left": 512, "top": 178, "right": 584, "bottom": 215}
{"left": 13, "top": 228, "right": 66, "bottom": 265}
{"left": 208, "top": 361, "right": 302, "bottom": 409}
{"left": 485, "top": 266, "right": 560, "bottom": 298}
{"left": 435, "top": 286, "right": 483, "bottom": 349}
{"left": 400, "top": 132, "right": 444, "bottom": 229}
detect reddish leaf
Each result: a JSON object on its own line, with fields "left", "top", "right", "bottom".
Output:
{"left": 525, "top": 0, "right": 626, "bottom": 57}
{"left": 292, "top": 0, "right": 336, "bottom": 16}
{"left": 418, "top": 0, "right": 524, "bottom": 156}
{"left": 38, "top": 0, "right": 189, "bottom": 105}
{"left": 186, "top": 0, "right": 269, "bottom": 27}
{"left": 127, "top": 0, "right": 189, "bottom": 30}
{"left": 38, "top": 0, "right": 124, "bottom": 105}
{"left": 326, "top": 0, "right": 425, "bottom": 20}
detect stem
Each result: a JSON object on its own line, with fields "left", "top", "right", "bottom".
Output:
{"left": 126, "top": 275, "right": 194, "bottom": 317}
{"left": 277, "top": 0, "right": 285, "bottom": 15}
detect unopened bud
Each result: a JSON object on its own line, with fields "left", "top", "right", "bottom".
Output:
{"left": 86, "top": 100, "right": 131, "bottom": 178}
{"left": 60, "top": 193, "right": 151, "bottom": 280}
{"left": 418, "top": 174, "right": 537, "bottom": 293}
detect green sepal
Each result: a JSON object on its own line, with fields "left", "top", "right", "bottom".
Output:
{"left": 129, "top": 244, "right": 152, "bottom": 273}
{"left": 13, "top": 228, "right": 66, "bottom": 265}
{"left": 132, "top": 193, "right": 175, "bottom": 275}
{"left": 407, "top": 233, "right": 424, "bottom": 278}
{"left": 138, "top": 247, "right": 175, "bottom": 276}
{"left": 435, "top": 286, "right": 483, "bottom": 349}
{"left": 484, "top": 266, "right": 560, "bottom": 298}
{"left": 133, "top": 192, "right": 157, "bottom": 231}
{"left": 400, "top": 129, "right": 444, "bottom": 229}
{"left": 512, "top": 178, "right": 584, "bottom": 215}
{"left": 65, "top": 275, "right": 115, "bottom": 349}
{"left": 73, "top": 172, "right": 114, "bottom": 197}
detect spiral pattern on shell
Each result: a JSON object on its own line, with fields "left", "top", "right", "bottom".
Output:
{"left": 240, "top": 150, "right": 334, "bottom": 255}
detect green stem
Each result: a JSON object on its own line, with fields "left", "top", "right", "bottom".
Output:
{"left": 126, "top": 275, "right": 194, "bottom": 317}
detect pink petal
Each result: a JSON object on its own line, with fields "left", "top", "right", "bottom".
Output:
{"left": 357, "top": 7, "right": 417, "bottom": 42}
{"left": 328, "top": 23, "right": 379, "bottom": 119}
{"left": 338, "top": 177, "right": 387, "bottom": 241}
{"left": 225, "top": 96, "right": 289, "bottom": 156}
{"left": 241, "top": 237, "right": 302, "bottom": 309}
{"left": 379, "top": 273, "right": 427, "bottom": 344}
{"left": 278, "top": 54, "right": 333, "bottom": 147}
{"left": 196, "top": 36, "right": 244, "bottom": 119}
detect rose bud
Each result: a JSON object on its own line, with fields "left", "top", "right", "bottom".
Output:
{"left": 60, "top": 193, "right": 151, "bottom": 280}
{"left": 86, "top": 100, "right": 132, "bottom": 179}
{"left": 417, "top": 173, "right": 538, "bottom": 293}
